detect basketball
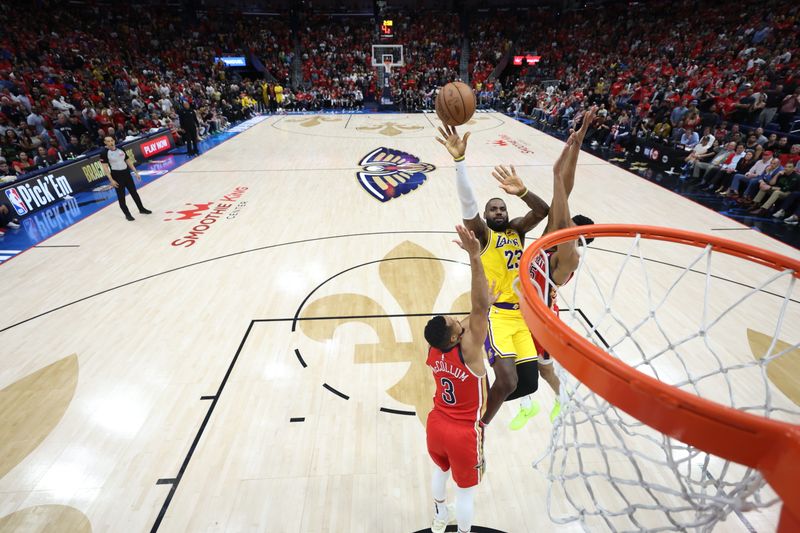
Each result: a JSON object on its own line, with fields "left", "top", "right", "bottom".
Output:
{"left": 435, "top": 81, "right": 476, "bottom": 126}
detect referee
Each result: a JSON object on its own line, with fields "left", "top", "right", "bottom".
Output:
{"left": 177, "top": 100, "right": 201, "bottom": 156}
{"left": 99, "top": 136, "right": 152, "bottom": 221}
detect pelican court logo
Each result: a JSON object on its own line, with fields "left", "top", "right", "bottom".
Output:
{"left": 357, "top": 147, "right": 435, "bottom": 202}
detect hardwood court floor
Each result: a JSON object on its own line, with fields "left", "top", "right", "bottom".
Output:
{"left": 0, "top": 112, "right": 798, "bottom": 533}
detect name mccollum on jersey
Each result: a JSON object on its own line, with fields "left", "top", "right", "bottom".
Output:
{"left": 431, "top": 358, "right": 469, "bottom": 382}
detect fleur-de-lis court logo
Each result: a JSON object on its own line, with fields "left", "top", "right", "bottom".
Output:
{"left": 747, "top": 329, "right": 800, "bottom": 406}
{"left": 356, "top": 121, "right": 424, "bottom": 137}
{"left": 299, "top": 241, "right": 469, "bottom": 425}
{"left": 357, "top": 147, "right": 435, "bottom": 202}
{"left": 0, "top": 354, "right": 92, "bottom": 531}
{"left": 287, "top": 116, "right": 343, "bottom": 127}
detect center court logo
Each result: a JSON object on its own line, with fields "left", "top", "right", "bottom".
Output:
{"left": 167, "top": 187, "right": 248, "bottom": 248}
{"left": 357, "top": 147, "right": 435, "bottom": 202}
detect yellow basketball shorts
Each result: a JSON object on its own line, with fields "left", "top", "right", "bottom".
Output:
{"left": 483, "top": 306, "right": 537, "bottom": 366}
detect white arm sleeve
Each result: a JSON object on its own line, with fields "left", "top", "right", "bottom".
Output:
{"left": 455, "top": 160, "right": 479, "bottom": 220}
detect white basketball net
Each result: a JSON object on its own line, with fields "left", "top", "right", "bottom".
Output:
{"left": 527, "top": 233, "right": 800, "bottom": 532}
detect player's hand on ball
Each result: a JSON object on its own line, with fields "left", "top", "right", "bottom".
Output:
{"left": 453, "top": 224, "right": 480, "bottom": 256}
{"left": 436, "top": 124, "right": 471, "bottom": 160}
{"left": 492, "top": 165, "right": 525, "bottom": 196}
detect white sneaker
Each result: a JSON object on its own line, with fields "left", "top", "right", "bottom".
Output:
{"left": 6, "top": 221, "right": 20, "bottom": 229}
{"left": 772, "top": 209, "right": 785, "bottom": 218}
{"left": 431, "top": 503, "right": 456, "bottom": 533}
{"left": 785, "top": 214, "right": 798, "bottom": 225}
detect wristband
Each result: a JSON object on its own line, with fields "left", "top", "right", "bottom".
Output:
{"left": 516, "top": 187, "right": 528, "bottom": 198}
{"left": 453, "top": 156, "right": 465, "bottom": 162}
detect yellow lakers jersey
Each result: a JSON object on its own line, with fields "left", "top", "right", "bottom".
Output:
{"left": 480, "top": 228, "right": 523, "bottom": 304}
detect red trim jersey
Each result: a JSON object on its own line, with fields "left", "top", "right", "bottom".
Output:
{"left": 529, "top": 249, "right": 574, "bottom": 313}
{"left": 426, "top": 343, "right": 487, "bottom": 424}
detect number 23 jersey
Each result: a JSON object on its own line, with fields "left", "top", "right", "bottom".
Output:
{"left": 480, "top": 228, "right": 523, "bottom": 305}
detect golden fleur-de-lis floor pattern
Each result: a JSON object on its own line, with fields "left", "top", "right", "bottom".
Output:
{"left": 355, "top": 122, "right": 424, "bottom": 137}
{"left": 299, "top": 241, "right": 469, "bottom": 425}
{"left": 0, "top": 354, "right": 91, "bottom": 531}
{"left": 287, "top": 116, "right": 344, "bottom": 127}
{"left": 748, "top": 328, "right": 800, "bottom": 406}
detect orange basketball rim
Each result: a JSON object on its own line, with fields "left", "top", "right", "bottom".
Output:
{"left": 518, "top": 224, "right": 800, "bottom": 532}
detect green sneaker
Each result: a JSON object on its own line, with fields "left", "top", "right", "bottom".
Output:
{"left": 509, "top": 401, "right": 541, "bottom": 430}
{"left": 549, "top": 398, "right": 561, "bottom": 423}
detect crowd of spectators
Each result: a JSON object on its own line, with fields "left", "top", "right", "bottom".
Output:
{"left": 2, "top": 0, "right": 800, "bottom": 217}
{"left": 486, "top": 0, "right": 800, "bottom": 221}
{"left": 0, "top": 0, "right": 286, "bottom": 183}
{"left": 468, "top": 14, "right": 510, "bottom": 88}
{"left": 245, "top": 17, "right": 293, "bottom": 85}
{"left": 298, "top": 15, "right": 373, "bottom": 110}
{"left": 502, "top": 0, "right": 799, "bottom": 140}
{"left": 390, "top": 11, "right": 462, "bottom": 111}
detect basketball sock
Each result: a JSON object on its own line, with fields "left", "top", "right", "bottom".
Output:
{"left": 433, "top": 499, "right": 448, "bottom": 521}
{"left": 433, "top": 500, "right": 447, "bottom": 520}
{"left": 455, "top": 486, "right": 476, "bottom": 532}
{"left": 520, "top": 395, "right": 533, "bottom": 411}
{"left": 432, "top": 466, "right": 450, "bottom": 520}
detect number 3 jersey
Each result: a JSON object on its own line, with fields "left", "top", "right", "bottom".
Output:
{"left": 480, "top": 228, "right": 523, "bottom": 305}
{"left": 427, "top": 343, "right": 487, "bottom": 424}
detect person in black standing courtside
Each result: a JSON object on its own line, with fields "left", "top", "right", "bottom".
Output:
{"left": 177, "top": 100, "right": 201, "bottom": 156}
{"left": 99, "top": 136, "right": 151, "bottom": 221}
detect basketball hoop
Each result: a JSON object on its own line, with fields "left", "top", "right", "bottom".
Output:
{"left": 518, "top": 224, "right": 800, "bottom": 532}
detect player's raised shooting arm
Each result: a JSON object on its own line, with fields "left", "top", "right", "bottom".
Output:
{"left": 436, "top": 124, "right": 488, "bottom": 245}
{"left": 455, "top": 161, "right": 488, "bottom": 243}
